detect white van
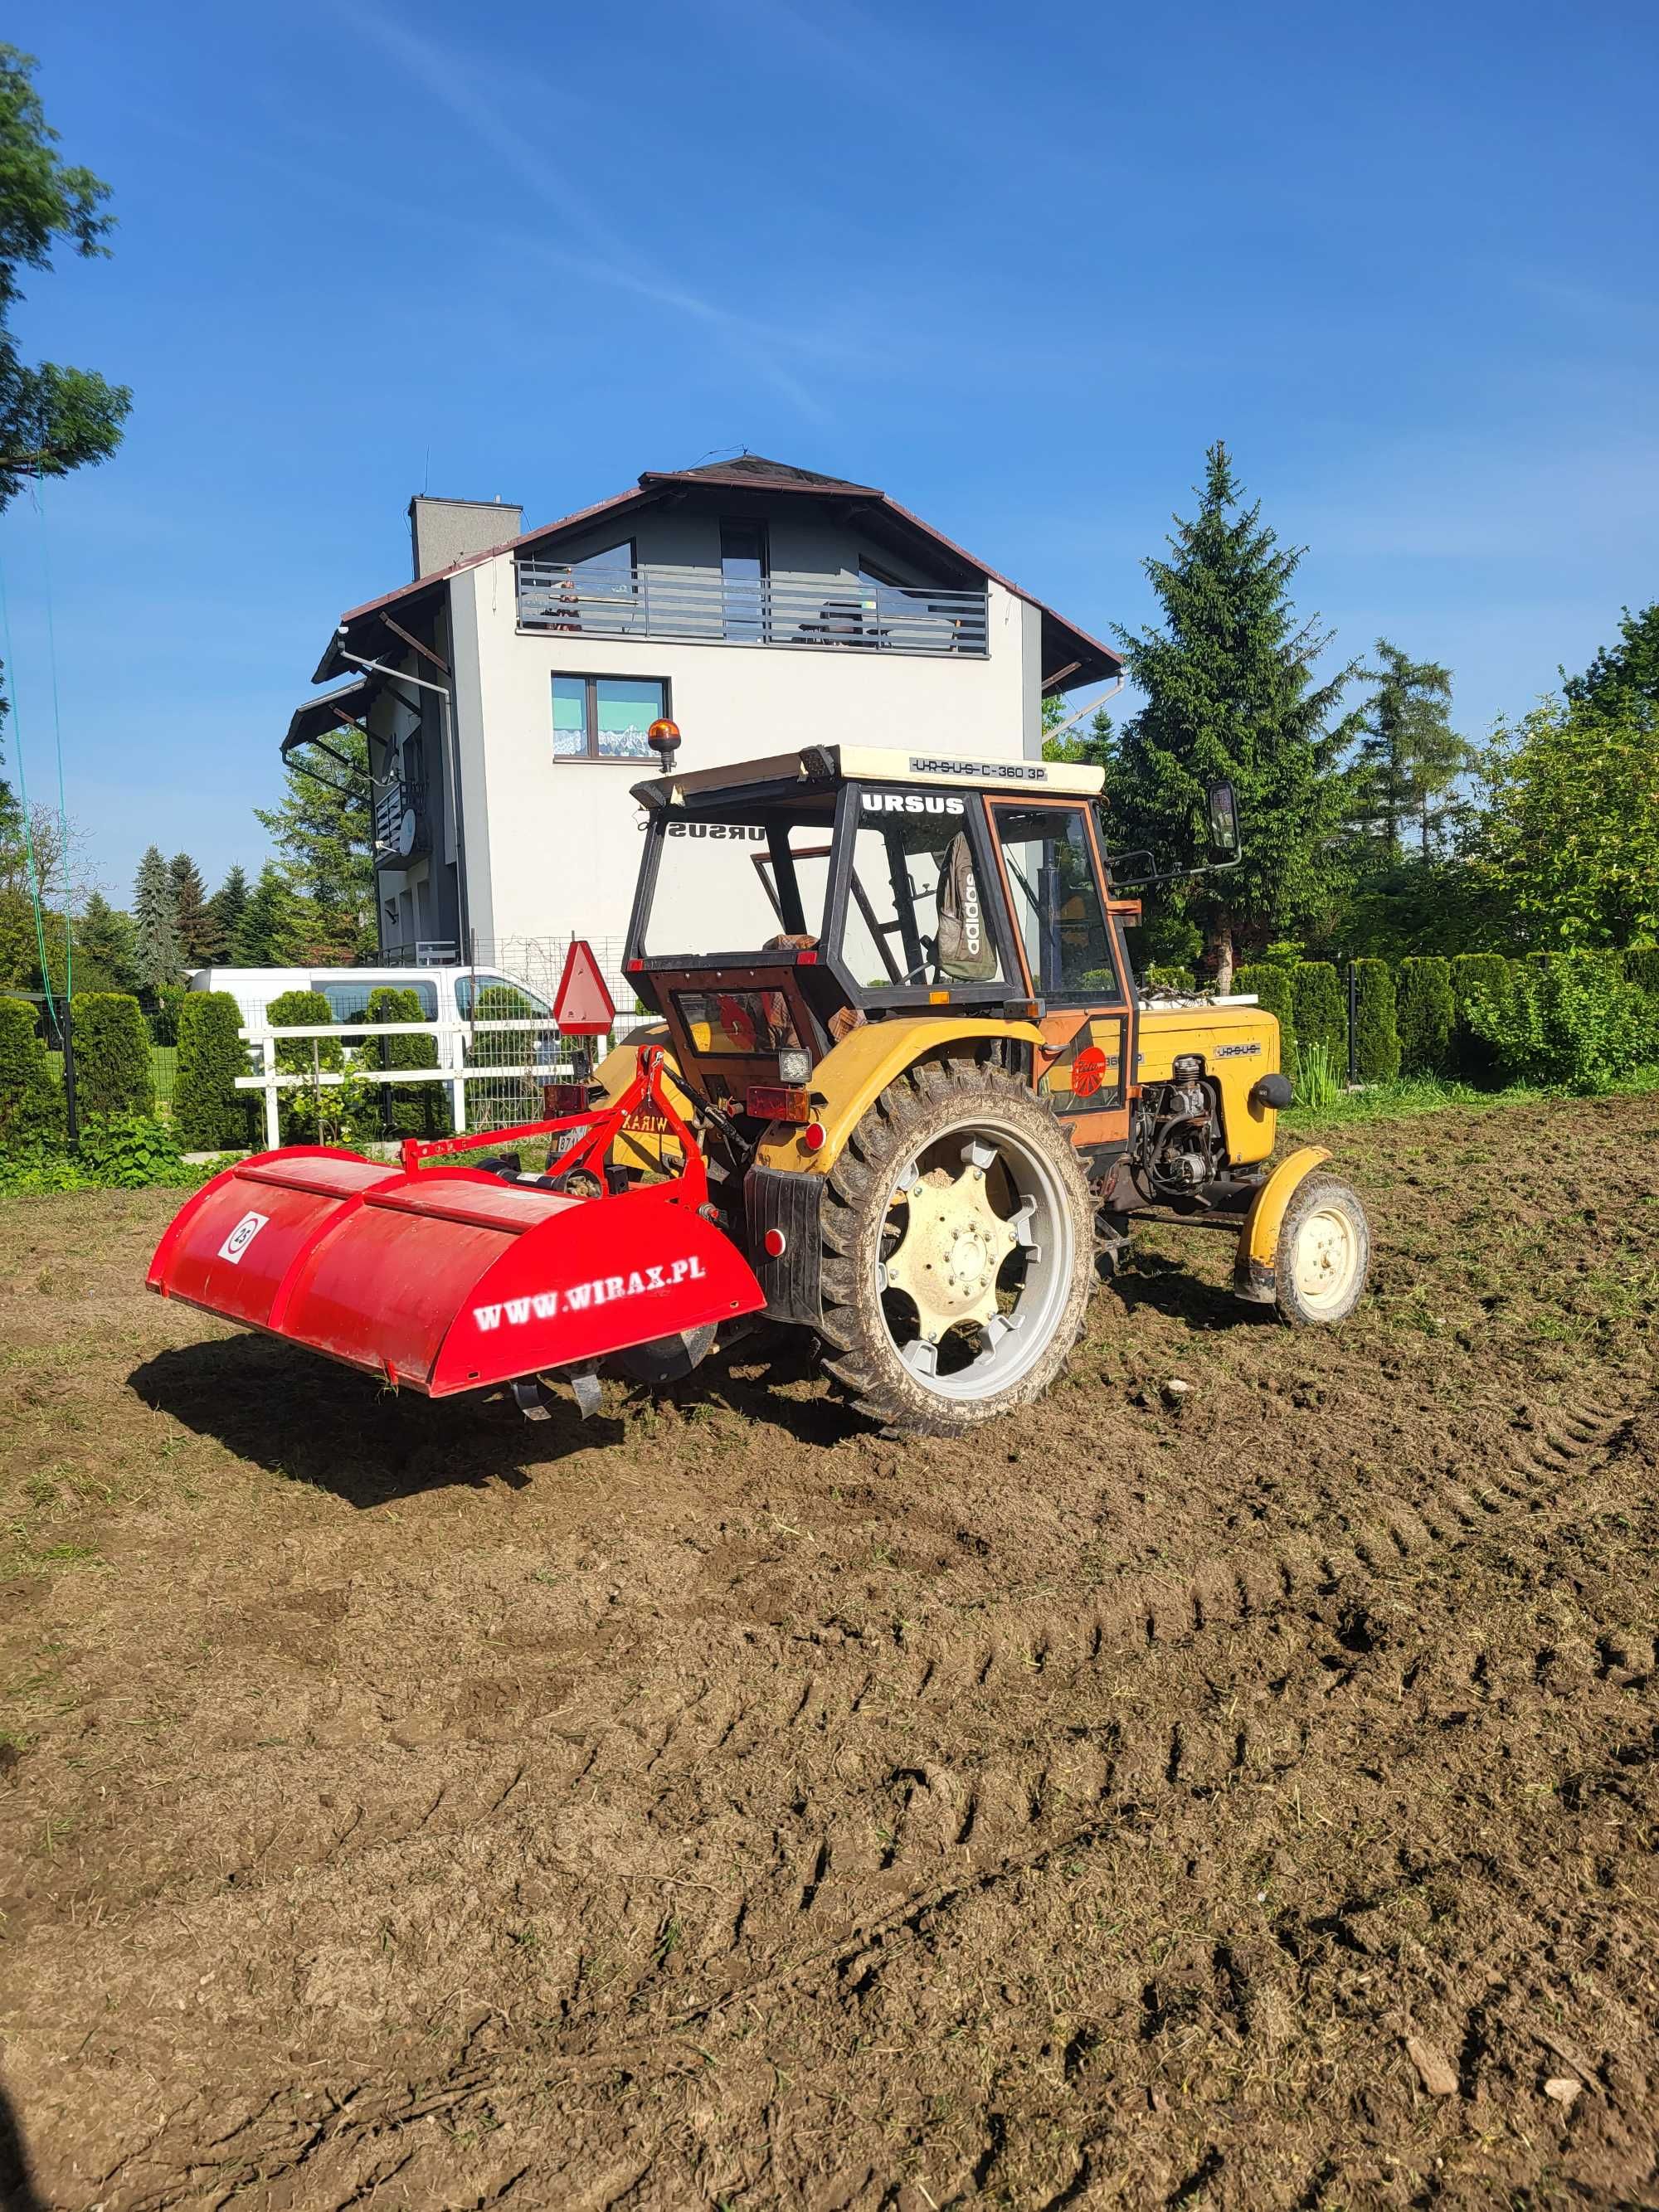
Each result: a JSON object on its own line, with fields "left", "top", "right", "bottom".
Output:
{"left": 187, "top": 964, "right": 553, "bottom": 1030}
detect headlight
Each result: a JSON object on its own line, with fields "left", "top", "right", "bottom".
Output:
{"left": 778, "top": 1046, "right": 812, "bottom": 1086}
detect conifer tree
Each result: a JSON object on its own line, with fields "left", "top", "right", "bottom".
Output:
{"left": 1350, "top": 639, "right": 1473, "bottom": 858}
{"left": 73, "top": 888, "right": 136, "bottom": 992}
{"left": 232, "top": 862, "right": 302, "bottom": 965}
{"left": 132, "top": 843, "right": 182, "bottom": 991}
{"left": 168, "top": 851, "right": 213, "bottom": 963}
{"left": 206, "top": 863, "right": 248, "bottom": 959}
{"left": 1110, "top": 443, "right": 1360, "bottom": 991}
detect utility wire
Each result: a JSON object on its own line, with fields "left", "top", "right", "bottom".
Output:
{"left": 32, "top": 473, "right": 71, "bottom": 1001}
{"left": 0, "top": 530, "right": 61, "bottom": 1028}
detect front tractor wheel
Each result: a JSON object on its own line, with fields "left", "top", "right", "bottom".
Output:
{"left": 1274, "top": 1174, "right": 1370, "bottom": 1326}
{"left": 818, "top": 1059, "right": 1095, "bottom": 1435}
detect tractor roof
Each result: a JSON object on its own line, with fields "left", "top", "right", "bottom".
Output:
{"left": 635, "top": 744, "right": 1106, "bottom": 808}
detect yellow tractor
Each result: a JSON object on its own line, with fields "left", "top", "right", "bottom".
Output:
{"left": 149, "top": 733, "right": 1367, "bottom": 1437}
{"left": 594, "top": 733, "right": 1369, "bottom": 1433}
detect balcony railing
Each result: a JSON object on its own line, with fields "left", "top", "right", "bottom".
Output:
{"left": 516, "top": 562, "right": 989, "bottom": 658}
{"left": 373, "top": 779, "right": 428, "bottom": 870}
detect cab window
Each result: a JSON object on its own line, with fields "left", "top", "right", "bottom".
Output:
{"left": 837, "top": 791, "right": 1004, "bottom": 991}
{"left": 990, "top": 803, "right": 1121, "bottom": 1002}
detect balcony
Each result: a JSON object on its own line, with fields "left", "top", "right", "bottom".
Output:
{"left": 516, "top": 562, "right": 989, "bottom": 658}
{"left": 373, "top": 779, "right": 429, "bottom": 870}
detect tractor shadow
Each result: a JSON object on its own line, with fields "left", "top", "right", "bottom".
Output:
{"left": 128, "top": 1338, "right": 624, "bottom": 1505}
{"left": 0, "top": 2078, "right": 46, "bottom": 2212}
{"left": 1107, "top": 1246, "right": 1273, "bottom": 1332}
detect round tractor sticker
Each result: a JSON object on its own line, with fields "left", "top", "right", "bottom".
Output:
{"left": 216, "top": 1210, "right": 270, "bottom": 1265}
{"left": 1070, "top": 1045, "right": 1108, "bottom": 1099}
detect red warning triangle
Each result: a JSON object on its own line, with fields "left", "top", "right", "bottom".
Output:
{"left": 552, "top": 938, "right": 617, "bottom": 1035}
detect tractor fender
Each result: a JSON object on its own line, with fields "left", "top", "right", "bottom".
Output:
{"left": 755, "top": 1018, "right": 1045, "bottom": 1179}
{"left": 1233, "top": 1145, "right": 1332, "bottom": 1303}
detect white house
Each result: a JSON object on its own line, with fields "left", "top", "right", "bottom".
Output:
{"left": 283, "top": 455, "right": 1120, "bottom": 978}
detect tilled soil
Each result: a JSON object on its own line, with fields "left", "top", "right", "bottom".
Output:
{"left": 1, "top": 1091, "right": 1657, "bottom": 2212}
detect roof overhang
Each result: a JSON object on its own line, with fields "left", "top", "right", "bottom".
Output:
{"left": 311, "top": 464, "right": 1122, "bottom": 693}
{"left": 282, "top": 676, "right": 379, "bottom": 758}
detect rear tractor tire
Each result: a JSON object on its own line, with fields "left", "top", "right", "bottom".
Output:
{"left": 1274, "top": 1173, "right": 1370, "bottom": 1326}
{"left": 818, "top": 1057, "right": 1095, "bottom": 1435}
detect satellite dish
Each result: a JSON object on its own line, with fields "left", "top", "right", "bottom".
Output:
{"left": 397, "top": 807, "right": 417, "bottom": 859}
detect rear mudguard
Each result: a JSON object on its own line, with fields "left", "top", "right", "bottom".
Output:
{"left": 148, "top": 1146, "right": 765, "bottom": 1395}
{"left": 1233, "top": 1145, "right": 1332, "bottom": 1303}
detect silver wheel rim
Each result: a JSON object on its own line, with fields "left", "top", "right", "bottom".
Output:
{"left": 1292, "top": 1203, "right": 1360, "bottom": 1316}
{"left": 876, "top": 1114, "right": 1076, "bottom": 1403}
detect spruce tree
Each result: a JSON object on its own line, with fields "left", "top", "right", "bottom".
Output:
{"left": 132, "top": 844, "right": 182, "bottom": 991}
{"left": 169, "top": 851, "right": 212, "bottom": 964}
{"left": 73, "top": 889, "right": 137, "bottom": 992}
{"left": 1351, "top": 640, "right": 1473, "bottom": 858}
{"left": 233, "top": 863, "right": 302, "bottom": 964}
{"left": 206, "top": 863, "right": 248, "bottom": 959}
{"left": 1111, "top": 442, "right": 1360, "bottom": 990}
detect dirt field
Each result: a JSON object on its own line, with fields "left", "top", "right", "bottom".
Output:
{"left": 2, "top": 1091, "right": 1657, "bottom": 2212}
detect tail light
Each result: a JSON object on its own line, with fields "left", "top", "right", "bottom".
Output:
{"left": 746, "top": 1084, "right": 812, "bottom": 1124}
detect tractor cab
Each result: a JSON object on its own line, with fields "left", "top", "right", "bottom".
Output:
{"left": 624, "top": 742, "right": 1142, "bottom": 1151}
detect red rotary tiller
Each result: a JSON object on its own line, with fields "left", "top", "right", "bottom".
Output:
{"left": 148, "top": 1048, "right": 764, "bottom": 1417}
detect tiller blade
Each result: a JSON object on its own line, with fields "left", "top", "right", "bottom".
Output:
{"left": 148, "top": 1049, "right": 764, "bottom": 1401}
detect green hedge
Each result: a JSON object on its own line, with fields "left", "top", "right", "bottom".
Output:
{"left": 1396, "top": 956, "right": 1455, "bottom": 1075}
{"left": 1462, "top": 952, "right": 1659, "bottom": 1091}
{"left": 1292, "top": 962, "right": 1345, "bottom": 1067}
{"left": 1622, "top": 945, "right": 1659, "bottom": 997}
{"left": 0, "top": 996, "right": 65, "bottom": 1148}
{"left": 173, "top": 991, "right": 250, "bottom": 1152}
{"left": 266, "top": 989, "right": 338, "bottom": 1142}
{"left": 1234, "top": 964, "right": 1297, "bottom": 1080}
{"left": 367, "top": 985, "right": 450, "bottom": 1137}
{"left": 1450, "top": 954, "right": 1511, "bottom": 1082}
{"left": 70, "top": 992, "right": 153, "bottom": 1118}
{"left": 1352, "top": 958, "right": 1401, "bottom": 1082}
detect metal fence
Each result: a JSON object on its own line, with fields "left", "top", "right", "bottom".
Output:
{"left": 516, "top": 560, "right": 990, "bottom": 658}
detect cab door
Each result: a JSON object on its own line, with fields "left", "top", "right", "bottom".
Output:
{"left": 985, "top": 798, "right": 1137, "bottom": 1159}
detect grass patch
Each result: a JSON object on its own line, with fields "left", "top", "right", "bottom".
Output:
{"left": 1284, "top": 1064, "right": 1659, "bottom": 1132}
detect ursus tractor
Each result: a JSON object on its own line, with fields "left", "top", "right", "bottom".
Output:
{"left": 150, "top": 738, "right": 1370, "bottom": 1435}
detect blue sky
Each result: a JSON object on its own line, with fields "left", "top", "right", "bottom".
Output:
{"left": 2, "top": 0, "right": 1656, "bottom": 901}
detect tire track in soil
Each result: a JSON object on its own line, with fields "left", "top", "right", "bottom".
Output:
{"left": 109, "top": 1387, "right": 1652, "bottom": 2210}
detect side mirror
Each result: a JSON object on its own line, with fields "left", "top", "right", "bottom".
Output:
{"left": 1205, "top": 780, "right": 1241, "bottom": 858}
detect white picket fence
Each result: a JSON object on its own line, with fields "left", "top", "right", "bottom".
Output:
{"left": 236, "top": 1017, "right": 600, "bottom": 1150}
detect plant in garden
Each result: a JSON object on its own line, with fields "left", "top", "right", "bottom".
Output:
{"left": 1396, "top": 956, "right": 1455, "bottom": 1075}
{"left": 266, "top": 987, "right": 342, "bottom": 1142}
{"left": 168, "top": 851, "right": 218, "bottom": 963}
{"left": 472, "top": 982, "right": 541, "bottom": 1125}
{"left": 1233, "top": 962, "right": 1297, "bottom": 1078}
{"left": 1626, "top": 945, "right": 1659, "bottom": 998}
{"left": 1462, "top": 955, "right": 1659, "bottom": 1091}
{"left": 147, "top": 980, "right": 184, "bottom": 1045}
{"left": 232, "top": 863, "right": 304, "bottom": 965}
{"left": 75, "top": 1111, "right": 187, "bottom": 1187}
{"left": 1351, "top": 959, "right": 1400, "bottom": 1082}
{"left": 1292, "top": 962, "right": 1345, "bottom": 1064}
{"left": 205, "top": 863, "right": 249, "bottom": 955}
{"left": 254, "top": 725, "right": 375, "bottom": 960}
{"left": 173, "top": 989, "right": 249, "bottom": 1151}
{"left": 366, "top": 984, "right": 448, "bottom": 1137}
{"left": 68, "top": 989, "right": 152, "bottom": 1116}
{"left": 0, "top": 991, "right": 61, "bottom": 1145}
{"left": 1295, "top": 1041, "right": 1342, "bottom": 1114}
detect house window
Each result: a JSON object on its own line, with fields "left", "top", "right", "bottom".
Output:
{"left": 552, "top": 674, "right": 670, "bottom": 761}
{"left": 720, "top": 520, "right": 769, "bottom": 641}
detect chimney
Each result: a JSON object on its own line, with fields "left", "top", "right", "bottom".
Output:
{"left": 407, "top": 494, "right": 524, "bottom": 581}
